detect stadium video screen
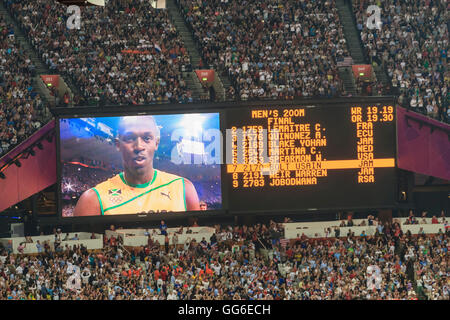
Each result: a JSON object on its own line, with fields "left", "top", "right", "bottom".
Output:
{"left": 58, "top": 101, "right": 398, "bottom": 217}
{"left": 59, "top": 113, "right": 222, "bottom": 217}
{"left": 225, "top": 103, "right": 397, "bottom": 211}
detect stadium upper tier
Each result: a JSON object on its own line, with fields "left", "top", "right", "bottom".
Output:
{"left": 0, "top": 14, "right": 51, "bottom": 156}
{"left": 178, "top": 0, "right": 351, "bottom": 100}
{"left": 5, "top": 0, "right": 193, "bottom": 106}
{"left": 353, "top": 0, "right": 448, "bottom": 123}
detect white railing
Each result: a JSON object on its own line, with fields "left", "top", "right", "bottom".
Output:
{"left": 105, "top": 227, "right": 215, "bottom": 247}
{"left": 283, "top": 218, "right": 447, "bottom": 239}
{"left": 0, "top": 232, "right": 103, "bottom": 254}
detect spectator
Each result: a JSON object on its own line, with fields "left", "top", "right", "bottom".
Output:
{"left": 210, "top": 233, "right": 217, "bottom": 246}
{"left": 54, "top": 232, "right": 62, "bottom": 250}
{"left": 376, "top": 222, "right": 384, "bottom": 235}
{"left": 347, "top": 218, "right": 354, "bottom": 227}
{"left": 81, "top": 268, "right": 91, "bottom": 285}
{"left": 172, "top": 232, "right": 178, "bottom": 250}
{"left": 164, "top": 234, "right": 170, "bottom": 253}
{"left": 368, "top": 215, "right": 374, "bottom": 226}
{"left": 334, "top": 227, "right": 341, "bottom": 238}
{"left": 159, "top": 220, "right": 168, "bottom": 236}
{"left": 70, "top": 234, "right": 79, "bottom": 241}
{"left": 17, "top": 242, "right": 25, "bottom": 254}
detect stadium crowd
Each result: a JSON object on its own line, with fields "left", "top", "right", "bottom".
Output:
{"left": 4, "top": 0, "right": 194, "bottom": 106}
{"left": 353, "top": 0, "right": 449, "bottom": 122}
{"left": 178, "top": 0, "right": 350, "bottom": 101}
{"left": 0, "top": 217, "right": 448, "bottom": 300}
{"left": 0, "top": 14, "right": 51, "bottom": 156}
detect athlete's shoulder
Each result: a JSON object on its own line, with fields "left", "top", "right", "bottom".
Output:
{"left": 155, "top": 169, "right": 185, "bottom": 182}
{"left": 93, "top": 173, "right": 122, "bottom": 191}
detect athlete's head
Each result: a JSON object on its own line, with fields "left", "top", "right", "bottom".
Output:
{"left": 116, "top": 115, "right": 160, "bottom": 175}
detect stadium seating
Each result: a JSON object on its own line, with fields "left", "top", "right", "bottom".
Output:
{"left": 177, "top": 0, "right": 350, "bottom": 100}
{"left": 5, "top": 0, "right": 193, "bottom": 105}
{"left": 353, "top": 0, "right": 449, "bottom": 122}
{"left": 0, "top": 14, "right": 51, "bottom": 156}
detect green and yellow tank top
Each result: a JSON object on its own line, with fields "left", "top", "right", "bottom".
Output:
{"left": 92, "top": 169, "right": 186, "bottom": 215}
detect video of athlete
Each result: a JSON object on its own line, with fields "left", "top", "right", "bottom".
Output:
{"left": 59, "top": 113, "right": 221, "bottom": 217}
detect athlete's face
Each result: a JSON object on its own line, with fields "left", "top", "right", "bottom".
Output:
{"left": 116, "top": 117, "right": 159, "bottom": 174}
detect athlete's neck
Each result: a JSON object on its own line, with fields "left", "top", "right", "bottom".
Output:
{"left": 123, "top": 168, "right": 155, "bottom": 186}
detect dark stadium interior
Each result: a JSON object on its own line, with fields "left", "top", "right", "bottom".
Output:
{"left": 0, "top": 0, "right": 448, "bottom": 301}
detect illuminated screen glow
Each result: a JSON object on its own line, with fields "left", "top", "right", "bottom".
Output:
{"left": 226, "top": 104, "right": 397, "bottom": 211}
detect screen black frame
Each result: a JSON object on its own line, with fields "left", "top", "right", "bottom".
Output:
{"left": 54, "top": 96, "right": 398, "bottom": 224}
